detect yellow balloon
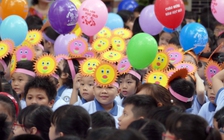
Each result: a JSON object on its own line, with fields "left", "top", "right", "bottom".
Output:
{"left": 70, "top": 0, "right": 81, "bottom": 9}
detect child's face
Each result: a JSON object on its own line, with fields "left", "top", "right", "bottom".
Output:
{"left": 120, "top": 74, "right": 137, "bottom": 97}
{"left": 79, "top": 76, "right": 94, "bottom": 101}
{"left": 205, "top": 84, "right": 215, "bottom": 104}
{"left": 49, "top": 123, "right": 61, "bottom": 140}
{"left": 93, "top": 85, "right": 119, "bottom": 105}
{"left": 134, "top": 12, "right": 140, "bottom": 18}
{"left": 118, "top": 104, "right": 136, "bottom": 129}
{"left": 26, "top": 88, "right": 54, "bottom": 108}
{"left": 125, "top": 20, "right": 134, "bottom": 31}
{"left": 214, "top": 25, "right": 224, "bottom": 37}
{"left": 11, "top": 73, "right": 30, "bottom": 96}
{"left": 184, "top": 54, "right": 197, "bottom": 65}
{"left": 34, "top": 45, "right": 43, "bottom": 58}
{"left": 159, "top": 32, "right": 172, "bottom": 46}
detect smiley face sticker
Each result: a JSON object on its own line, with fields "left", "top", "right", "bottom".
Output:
{"left": 84, "top": 50, "right": 97, "bottom": 58}
{"left": 67, "top": 37, "right": 88, "bottom": 57}
{"left": 34, "top": 55, "right": 57, "bottom": 77}
{"left": 25, "top": 30, "right": 43, "bottom": 45}
{"left": 175, "top": 62, "right": 196, "bottom": 74}
{"left": 113, "top": 28, "right": 132, "bottom": 39}
{"left": 0, "top": 41, "right": 11, "bottom": 59}
{"left": 10, "top": 54, "right": 17, "bottom": 75}
{"left": 205, "top": 60, "right": 222, "bottom": 85}
{"left": 15, "top": 46, "right": 35, "bottom": 61}
{"left": 151, "top": 52, "right": 169, "bottom": 70}
{"left": 144, "top": 71, "right": 168, "bottom": 88}
{"left": 80, "top": 57, "right": 101, "bottom": 76}
{"left": 92, "top": 38, "right": 110, "bottom": 53}
{"left": 168, "top": 50, "right": 184, "bottom": 65}
{"left": 101, "top": 50, "right": 124, "bottom": 63}
{"left": 96, "top": 27, "right": 112, "bottom": 38}
{"left": 111, "top": 36, "right": 126, "bottom": 53}
{"left": 117, "top": 57, "right": 131, "bottom": 74}
{"left": 94, "top": 63, "right": 117, "bottom": 87}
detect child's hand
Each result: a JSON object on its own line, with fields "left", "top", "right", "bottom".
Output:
{"left": 73, "top": 73, "right": 81, "bottom": 90}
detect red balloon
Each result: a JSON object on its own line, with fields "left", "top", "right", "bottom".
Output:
{"left": 154, "top": 0, "right": 185, "bottom": 29}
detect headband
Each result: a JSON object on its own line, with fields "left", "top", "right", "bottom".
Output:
{"left": 0, "top": 60, "right": 7, "bottom": 71}
{"left": 52, "top": 74, "right": 59, "bottom": 80}
{"left": 67, "top": 59, "right": 76, "bottom": 80}
{"left": 169, "top": 87, "right": 193, "bottom": 103}
{"left": 129, "top": 70, "right": 141, "bottom": 80}
{"left": 113, "top": 82, "right": 119, "bottom": 89}
{"left": 0, "top": 92, "right": 19, "bottom": 116}
{"left": 42, "top": 33, "right": 55, "bottom": 44}
{"left": 14, "top": 68, "right": 36, "bottom": 77}
{"left": 37, "top": 44, "right": 44, "bottom": 51}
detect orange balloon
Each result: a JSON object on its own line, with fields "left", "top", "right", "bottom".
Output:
{"left": 1, "top": 0, "right": 28, "bottom": 19}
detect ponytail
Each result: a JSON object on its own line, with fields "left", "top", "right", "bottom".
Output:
{"left": 0, "top": 113, "right": 11, "bottom": 140}
{"left": 206, "top": 127, "right": 222, "bottom": 140}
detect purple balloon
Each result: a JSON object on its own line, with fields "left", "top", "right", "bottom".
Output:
{"left": 48, "top": 0, "right": 78, "bottom": 34}
{"left": 54, "top": 33, "right": 77, "bottom": 56}
{"left": 139, "top": 5, "right": 163, "bottom": 35}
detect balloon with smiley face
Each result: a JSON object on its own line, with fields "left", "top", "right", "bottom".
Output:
{"left": 25, "top": 30, "right": 43, "bottom": 46}
{"left": 101, "top": 50, "right": 124, "bottom": 63}
{"left": 111, "top": 36, "right": 126, "bottom": 53}
{"left": 151, "top": 51, "right": 169, "bottom": 70}
{"left": 0, "top": 41, "right": 12, "bottom": 59}
{"left": 113, "top": 28, "right": 132, "bottom": 39}
{"left": 168, "top": 50, "right": 184, "bottom": 65}
{"left": 204, "top": 60, "right": 222, "bottom": 85}
{"left": 34, "top": 54, "right": 57, "bottom": 77}
{"left": 15, "top": 46, "right": 35, "bottom": 61}
{"left": 10, "top": 54, "right": 17, "bottom": 75}
{"left": 94, "top": 62, "right": 117, "bottom": 87}
{"left": 67, "top": 37, "right": 88, "bottom": 57}
{"left": 80, "top": 57, "right": 101, "bottom": 76}
{"left": 117, "top": 56, "right": 131, "bottom": 74}
{"left": 92, "top": 38, "right": 110, "bottom": 53}
{"left": 96, "top": 27, "right": 112, "bottom": 38}
{"left": 144, "top": 70, "right": 168, "bottom": 88}
{"left": 175, "top": 62, "right": 196, "bottom": 74}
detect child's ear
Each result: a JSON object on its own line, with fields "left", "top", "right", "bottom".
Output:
{"left": 59, "top": 132, "right": 64, "bottom": 137}
{"left": 157, "top": 102, "right": 163, "bottom": 107}
{"left": 49, "top": 99, "right": 55, "bottom": 108}
{"left": 46, "top": 41, "right": 53, "bottom": 49}
{"left": 29, "top": 127, "right": 38, "bottom": 135}
{"left": 61, "top": 72, "right": 69, "bottom": 79}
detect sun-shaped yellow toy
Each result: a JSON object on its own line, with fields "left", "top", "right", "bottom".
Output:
{"left": 25, "top": 30, "right": 43, "bottom": 46}
{"left": 34, "top": 54, "right": 57, "bottom": 77}
{"left": 92, "top": 38, "right": 110, "bottom": 53}
{"left": 80, "top": 57, "right": 101, "bottom": 76}
{"left": 111, "top": 36, "right": 126, "bottom": 53}
{"left": 3, "top": 39, "right": 14, "bottom": 54}
{"left": 144, "top": 70, "right": 168, "bottom": 88}
{"left": 0, "top": 41, "right": 11, "bottom": 59}
{"left": 10, "top": 54, "right": 17, "bottom": 76}
{"left": 113, "top": 28, "right": 132, "bottom": 39}
{"left": 101, "top": 50, "right": 124, "bottom": 63}
{"left": 151, "top": 51, "right": 169, "bottom": 71}
{"left": 21, "top": 40, "right": 33, "bottom": 48}
{"left": 94, "top": 62, "right": 117, "bottom": 87}
{"left": 96, "top": 27, "right": 112, "bottom": 38}
{"left": 71, "top": 24, "right": 82, "bottom": 37}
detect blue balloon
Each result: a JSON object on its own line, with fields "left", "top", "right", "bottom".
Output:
{"left": 118, "top": 0, "right": 138, "bottom": 12}
{"left": 163, "top": 27, "right": 174, "bottom": 33}
{"left": 0, "top": 15, "right": 28, "bottom": 46}
{"left": 105, "top": 13, "right": 124, "bottom": 30}
{"left": 179, "top": 23, "right": 208, "bottom": 54}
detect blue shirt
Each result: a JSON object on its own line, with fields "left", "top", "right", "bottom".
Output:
{"left": 198, "top": 102, "right": 216, "bottom": 127}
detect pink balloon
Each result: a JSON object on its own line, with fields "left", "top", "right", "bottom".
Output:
{"left": 78, "top": 0, "right": 108, "bottom": 36}
{"left": 211, "top": 0, "right": 224, "bottom": 24}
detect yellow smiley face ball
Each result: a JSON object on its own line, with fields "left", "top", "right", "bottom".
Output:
{"left": 81, "top": 58, "right": 101, "bottom": 75}
{"left": 92, "top": 38, "right": 110, "bottom": 53}
{"left": 145, "top": 71, "right": 168, "bottom": 88}
{"left": 151, "top": 52, "right": 169, "bottom": 70}
{"left": 97, "top": 27, "right": 112, "bottom": 38}
{"left": 101, "top": 50, "right": 123, "bottom": 63}
{"left": 111, "top": 36, "right": 126, "bottom": 52}
{"left": 35, "top": 55, "right": 56, "bottom": 76}
{"left": 25, "top": 30, "right": 42, "bottom": 45}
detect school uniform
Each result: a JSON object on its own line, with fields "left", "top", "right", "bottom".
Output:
{"left": 215, "top": 88, "right": 224, "bottom": 112}
{"left": 186, "top": 95, "right": 208, "bottom": 114}
{"left": 20, "top": 99, "right": 26, "bottom": 109}
{"left": 198, "top": 101, "right": 216, "bottom": 127}
{"left": 81, "top": 99, "right": 124, "bottom": 128}
{"left": 56, "top": 85, "right": 73, "bottom": 103}
{"left": 115, "top": 95, "right": 124, "bottom": 106}
{"left": 52, "top": 98, "right": 68, "bottom": 111}
{"left": 74, "top": 96, "right": 87, "bottom": 106}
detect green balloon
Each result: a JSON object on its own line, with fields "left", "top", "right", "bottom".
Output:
{"left": 127, "top": 33, "right": 158, "bottom": 69}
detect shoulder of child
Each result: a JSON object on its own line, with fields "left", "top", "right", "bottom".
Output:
{"left": 52, "top": 98, "right": 68, "bottom": 111}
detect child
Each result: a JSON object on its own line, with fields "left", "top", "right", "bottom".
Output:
{"left": 117, "top": 10, "right": 135, "bottom": 30}
{"left": 86, "top": 127, "right": 116, "bottom": 140}
{"left": 158, "top": 31, "right": 173, "bottom": 46}
{"left": 105, "top": 129, "right": 147, "bottom": 140}
{"left": 118, "top": 95, "right": 157, "bottom": 129}
{"left": 24, "top": 76, "right": 56, "bottom": 108}
{"left": 133, "top": 5, "right": 145, "bottom": 18}
{"left": 25, "top": 15, "right": 43, "bottom": 30}
{"left": 49, "top": 105, "right": 91, "bottom": 140}
{"left": 13, "top": 104, "right": 52, "bottom": 140}
{"left": 34, "top": 44, "right": 44, "bottom": 58}
{"left": 11, "top": 60, "right": 36, "bottom": 109}
{"left": 42, "top": 27, "right": 60, "bottom": 55}
{"left": 91, "top": 111, "right": 116, "bottom": 129}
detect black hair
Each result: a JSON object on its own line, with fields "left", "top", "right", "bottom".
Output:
{"left": 166, "top": 113, "right": 222, "bottom": 140}
{"left": 132, "top": 17, "right": 143, "bottom": 36}
{"left": 105, "top": 129, "right": 147, "bottom": 140}
{"left": 214, "top": 107, "right": 224, "bottom": 129}
{"left": 54, "top": 136, "right": 81, "bottom": 140}
{"left": 17, "top": 104, "right": 53, "bottom": 140}
{"left": 60, "top": 59, "right": 80, "bottom": 88}
{"left": 90, "top": 111, "right": 116, "bottom": 129}
{"left": 86, "top": 127, "right": 117, "bottom": 140}
{"left": 3, "top": 54, "right": 12, "bottom": 68}
{"left": 147, "top": 106, "right": 183, "bottom": 126}
{"left": 43, "top": 27, "right": 60, "bottom": 43}
{"left": 200, "top": 6, "right": 216, "bottom": 30}
{"left": 206, "top": 28, "right": 217, "bottom": 51}
{"left": 15, "top": 60, "right": 35, "bottom": 81}
{"left": 122, "top": 95, "right": 157, "bottom": 118}
{"left": 181, "top": 11, "right": 198, "bottom": 27}
{"left": 11, "top": 134, "right": 44, "bottom": 140}
{"left": 168, "top": 37, "right": 180, "bottom": 46}
{"left": 210, "top": 53, "right": 224, "bottom": 64}
{"left": 51, "top": 105, "right": 91, "bottom": 139}
{"left": 117, "top": 10, "right": 135, "bottom": 29}
{"left": 25, "top": 15, "right": 43, "bottom": 30}
{"left": 133, "top": 5, "right": 145, "bottom": 13}
{"left": 0, "top": 113, "right": 11, "bottom": 140}
{"left": 24, "top": 76, "right": 57, "bottom": 101}
{"left": 127, "top": 119, "right": 148, "bottom": 130}
{"left": 31, "top": 0, "right": 39, "bottom": 5}
{"left": 169, "top": 77, "right": 195, "bottom": 110}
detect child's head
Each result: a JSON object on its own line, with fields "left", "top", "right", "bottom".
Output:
{"left": 86, "top": 127, "right": 116, "bottom": 140}
{"left": 117, "top": 10, "right": 135, "bottom": 30}
{"left": 43, "top": 27, "right": 60, "bottom": 53}
{"left": 34, "top": 44, "right": 44, "bottom": 58}
{"left": 119, "top": 70, "right": 141, "bottom": 97}
{"left": 25, "top": 15, "right": 43, "bottom": 30}
{"left": 24, "top": 76, "right": 56, "bottom": 108}
{"left": 49, "top": 105, "right": 91, "bottom": 139}
{"left": 136, "top": 83, "right": 173, "bottom": 106}
{"left": 59, "top": 59, "right": 80, "bottom": 88}
{"left": 197, "top": 60, "right": 206, "bottom": 80}
{"left": 13, "top": 104, "right": 52, "bottom": 140}
{"left": 204, "top": 81, "right": 215, "bottom": 104}
{"left": 11, "top": 60, "right": 35, "bottom": 96}
{"left": 118, "top": 95, "right": 157, "bottom": 129}
{"left": 181, "top": 11, "right": 197, "bottom": 27}
{"left": 213, "top": 21, "right": 224, "bottom": 38}
{"left": 105, "top": 129, "right": 147, "bottom": 140}
{"left": 184, "top": 51, "right": 198, "bottom": 66}
{"left": 11, "top": 134, "right": 44, "bottom": 140}
{"left": 133, "top": 5, "right": 145, "bottom": 18}
{"left": 79, "top": 76, "right": 94, "bottom": 102}
{"left": 0, "top": 113, "right": 14, "bottom": 140}
{"left": 169, "top": 77, "right": 195, "bottom": 110}
{"left": 213, "top": 107, "right": 224, "bottom": 130}
{"left": 159, "top": 31, "right": 173, "bottom": 46}
{"left": 90, "top": 111, "right": 116, "bottom": 129}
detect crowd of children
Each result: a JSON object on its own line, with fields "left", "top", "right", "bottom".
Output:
{"left": 1, "top": 0, "right": 224, "bottom": 140}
